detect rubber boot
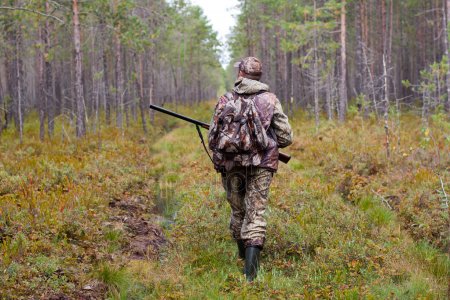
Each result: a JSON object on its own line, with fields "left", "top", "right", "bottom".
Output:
{"left": 237, "top": 239, "right": 245, "bottom": 260}
{"left": 244, "top": 246, "right": 261, "bottom": 282}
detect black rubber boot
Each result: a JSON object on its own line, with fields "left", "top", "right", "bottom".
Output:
{"left": 244, "top": 246, "right": 261, "bottom": 282}
{"left": 237, "top": 240, "right": 246, "bottom": 260}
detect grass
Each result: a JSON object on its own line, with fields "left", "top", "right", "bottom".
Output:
{"left": 0, "top": 103, "right": 449, "bottom": 298}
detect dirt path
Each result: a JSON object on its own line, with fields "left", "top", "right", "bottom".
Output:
{"left": 108, "top": 193, "right": 167, "bottom": 260}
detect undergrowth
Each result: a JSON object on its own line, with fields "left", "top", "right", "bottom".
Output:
{"left": 0, "top": 104, "right": 448, "bottom": 299}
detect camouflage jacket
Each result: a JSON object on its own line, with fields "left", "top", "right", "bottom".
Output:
{"left": 208, "top": 77, "right": 293, "bottom": 172}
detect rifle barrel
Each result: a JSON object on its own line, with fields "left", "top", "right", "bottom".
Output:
{"left": 149, "top": 105, "right": 209, "bottom": 129}
{"left": 149, "top": 104, "right": 291, "bottom": 164}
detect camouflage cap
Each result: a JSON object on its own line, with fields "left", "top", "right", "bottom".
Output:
{"left": 234, "top": 57, "right": 262, "bottom": 79}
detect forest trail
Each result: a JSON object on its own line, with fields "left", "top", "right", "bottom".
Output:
{"left": 0, "top": 103, "right": 448, "bottom": 298}
{"left": 1, "top": 0, "right": 450, "bottom": 298}
{"left": 109, "top": 103, "right": 449, "bottom": 299}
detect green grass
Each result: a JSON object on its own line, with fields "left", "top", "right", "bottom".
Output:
{"left": 112, "top": 106, "right": 448, "bottom": 298}
{"left": 0, "top": 103, "right": 449, "bottom": 298}
{"left": 414, "top": 241, "right": 450, "bottom": 280}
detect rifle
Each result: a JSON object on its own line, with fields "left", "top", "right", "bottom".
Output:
{"left": 149, "top": 104, "right": 291, "bottom": 164}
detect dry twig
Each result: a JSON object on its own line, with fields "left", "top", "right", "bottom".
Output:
{"left": 0, "top": 6, "right": 64, "bottom": 23}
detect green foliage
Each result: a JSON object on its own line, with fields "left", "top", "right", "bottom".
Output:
{"left": 414, "top": 241, "right": 450, "bottom": 280}
{"left": 372, "top": 276, "right": 436, "bottom": 299}
{"left": 229, "top": 0, "right": 343, "bottom": 103}
{"left": 2, "top": 233, "right": 28, "bottom": 265}
{"left": 0, "top": 103, "right": 448, "bottom": 298}
{"left": 367, "top": 206, "right": 395, "bottom": 226}
{"left": 112, "top": 103, "right": 448, "bottom": 298}
{"left": 96, "top": 264, "right": 129, "bottom": 290}
{"left": 0, "top": 115, "right": 170, "bottom": 297}
{"left": 29, "top": 255, "right": 61, "bottom": 277}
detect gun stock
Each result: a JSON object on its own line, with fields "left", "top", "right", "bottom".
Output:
{"left": 150, "top": 104, "right": 291, "bottom": 164}
{"left": 278, "top": 152, "right": 291, "bottom": 164}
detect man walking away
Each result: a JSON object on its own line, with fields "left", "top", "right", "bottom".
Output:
{"left": 208, "top": 57, "right": 293, "bottom": 282}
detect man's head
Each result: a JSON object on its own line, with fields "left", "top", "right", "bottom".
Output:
{"left": 234, "top": 57, "right": 262, "bottom": 81}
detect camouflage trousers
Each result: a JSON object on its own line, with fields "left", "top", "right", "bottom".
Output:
{"left": 221, "top": 167, "right": 273, "bottom": 249}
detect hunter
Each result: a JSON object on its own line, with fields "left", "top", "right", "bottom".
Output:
{"left": 208, "top": 57, "right": 293, "bottom": 281}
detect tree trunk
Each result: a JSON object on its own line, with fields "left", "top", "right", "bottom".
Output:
{"left": 100, "top": 20, "right": 111, "bottom": 125}
{"left": 445, "top": 0, "right": 450, "bottom": 113}
{"left": 0, "top": 61, "right": 4, "bottom": 136}
{"left": 136, "top": 54, "right": 147, "bottom": 134}
{"left": 326, "top": 71, "right": 334, "bottom": 120}
{"left": 313, "top": 0, "right": 320, "bottom": 129}
{"left": 244, "top": 0, "right": 254, "bottom": 56}
{"left": 123, "top": 51, "right": 130, "bottom": 128}
{"left": 339, "top": 0, "right": 348, "bottom": 122}
{"left": 39, "top": 26, "right": 46, "bottom": 141}
{"left": 14, "top": 26, "right": 24, "bottom": 143}
{"left": 73, "top": 0, "right": 86, "bottom": 137}
{"left": 147, "top": 51, "right": 155, "bottom": 124}
{"left": 45, "top": 0, "right": 54, "bottom": 138}
{"left": 287, "top": 51, "right": 293, "bottom": 115}
{"left": 383, "top": 55, "right": 390, "bottom": 159}
{"left": 275, "top": 32, "right": 283, "bottom": 101}
{"left": 381, "top": 0, "right": 389, "bottom": 115}
{"left": 114, "top": 24, "right": 123, "bottom": 129}
{"left": 355, "top": 0, "right": 364, "bottom": 95}
{"left": 90, "top": 27, "right": 99, "bottom": 133}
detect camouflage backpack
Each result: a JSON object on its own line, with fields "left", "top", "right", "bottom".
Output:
{"left": 209, "top": 93, "right": 268, "bottom": 166}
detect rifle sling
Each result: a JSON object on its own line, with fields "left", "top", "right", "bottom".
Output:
{"left": 196, "top": 125, "right": 214, "bottom": 164}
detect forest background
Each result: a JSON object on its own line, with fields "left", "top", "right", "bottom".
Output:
{"left": 0, "top": 0, "right": 450, "bottom": 137}
{"left": 0, "top": 0, "right": 449, "bottom": 298}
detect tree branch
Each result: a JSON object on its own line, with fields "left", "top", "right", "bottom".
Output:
{"left": 439, "top": 176, "right": 448, "bottom": 209}
{"left": 0, "top": 6, "right": 64, "bottom": 23}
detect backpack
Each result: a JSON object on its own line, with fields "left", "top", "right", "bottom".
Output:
{"left": 209, "top": 93, "right": 268, "bottom": 165}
